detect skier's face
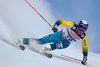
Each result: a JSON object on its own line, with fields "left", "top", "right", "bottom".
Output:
{"left": 77, "top": 27, "right": 85, "bottom": 35}
{"left": 77, "top": 29, "right": 83, "bottom": 35}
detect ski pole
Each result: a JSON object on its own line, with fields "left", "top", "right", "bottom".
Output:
{"left": 25, "top": 0, "right": 53, "bottom": 28}
{"left": 61, "top": 54, "right": 82, "bottom": 62}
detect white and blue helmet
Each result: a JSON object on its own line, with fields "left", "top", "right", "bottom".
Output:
{"left": 78, "top": 20, "right": 88, "bottom": 32}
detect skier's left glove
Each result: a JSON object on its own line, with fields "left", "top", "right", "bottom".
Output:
{"left": 81, "top": 56, "right": 87, "bottom": 65}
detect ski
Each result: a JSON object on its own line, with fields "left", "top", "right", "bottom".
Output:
{"left": 1, "top": 40, "right": 25, "bottom": 50}
{"left": 19, "top": 45, "right": 25, "bottom": 50}
{"left": 44, "top": 52, "right": 52, "bottom": 58}
{"left": 28, "top": 46, "right": 52, "bottom": 58}
{"left": 38, "top": 52, "right": 52, "bottom": 58}
{"left": 15, "top": 43, "right": 25, "bottom": 50}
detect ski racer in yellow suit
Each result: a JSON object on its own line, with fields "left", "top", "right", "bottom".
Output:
{"left": 50, "top": 19, "right": 88, "bottom": 65}
{"left": 17, "top": 19, "right": 88, "bottom": 65}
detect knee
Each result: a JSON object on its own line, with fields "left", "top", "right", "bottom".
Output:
{"left": 63, "top": 43, "right": 70, "bottom": 48}
{"left": 62, "top": 41, "right": 70, "bottom": 48}
{"left": 50, "top": 44, "right": 56, "bottom": 50}
{"left": 50, "top": 42, "right": 70, "bottom": 50}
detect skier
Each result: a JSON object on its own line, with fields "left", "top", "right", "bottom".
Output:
{"left": 17, "top": 19, "right": 88, "bottom": 65}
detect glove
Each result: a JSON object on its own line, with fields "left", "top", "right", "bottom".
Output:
{"left": 52, "top": 25, "right": 58, "bottom": 33}
{"left": 81, "top": 56, "right": 87, "bottom": 65}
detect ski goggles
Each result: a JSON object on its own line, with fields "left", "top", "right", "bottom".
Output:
{"left": 78, "top": 27, "right": 86, "bottom": 32}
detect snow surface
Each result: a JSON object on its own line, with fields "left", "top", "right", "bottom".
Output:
{"left": 0, "top": 40, "right": 100, "bottom": 67}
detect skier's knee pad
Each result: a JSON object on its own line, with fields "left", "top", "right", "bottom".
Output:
{"left": 50, "top": 44, "right": 56, "bottom": 50}
{"left": 62, "top": 41, "right": 70, "bottom": 48}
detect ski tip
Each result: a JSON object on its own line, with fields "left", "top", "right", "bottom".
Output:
{"left": 44, "top": 53, "right": 52, "bottom": 58}
{"left": 19, "top": 45, "right": 25, "bottom": 50}
{"left": 48, "top": 54, "right": 52, "bottom": 58}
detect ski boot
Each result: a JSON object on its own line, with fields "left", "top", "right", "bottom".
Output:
{"left": 41, "top": 45, "right": 52, "bottom": 58}
{"left": 16, "top": 38, "right": 30, "bottom": 50}
{"left": 41, "top": 44, "right": 52, "bottom": 51}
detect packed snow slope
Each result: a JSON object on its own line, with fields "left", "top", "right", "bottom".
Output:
{"left": 0, "top": 0, "right": 100, "bottom": 67}
{"left": 0, "top": 40, "right": 100, "bottom": 67}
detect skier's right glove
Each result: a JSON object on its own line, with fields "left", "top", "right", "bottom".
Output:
{"left": 52, "top": 25, "right": 58, "bottom": 33}
{"left": 81, "top": 56, "right": 87, "bottom": 65}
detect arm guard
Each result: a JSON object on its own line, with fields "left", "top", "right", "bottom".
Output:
{"left": 53, "top": 19, "right": 75, "bottom": 29}
{"left": 81, "top": 35, "right": 88, "bottom": 57}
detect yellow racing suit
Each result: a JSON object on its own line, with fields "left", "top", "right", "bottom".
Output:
{"left": 54, "top": 19, "right": 88, "bottom": 57}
